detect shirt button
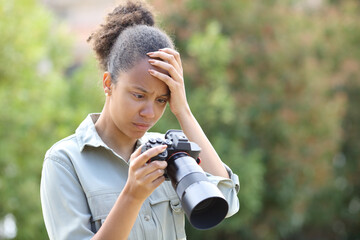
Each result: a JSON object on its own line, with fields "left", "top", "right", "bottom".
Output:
{"left": 144, "top": 215, "right": 151, "bottom": 221}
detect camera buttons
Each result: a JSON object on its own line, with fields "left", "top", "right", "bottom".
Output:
{"left": 165, "top": 139, "right": 172, "bottom": 146}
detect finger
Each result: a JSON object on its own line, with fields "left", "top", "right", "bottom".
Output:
{"left": 148, "top": 59, "right": 182, "bottom": 82}
{"left": 151, "top": 175, "right": 166, "bottom": 188}
{"left": 139, "top": 175, "right": 166, "bottom": 192}
{"left": 137, "top": 160, "right": 167, "bottom": 178}
{"left": 147, "top": 51, "right": 182, "bottom": 74}
{"left": 143, "top": 168, "right": 166, "bottom": 185}
{"left": 130, "top": 145, "right": 167, "bottom": 169}
{"left": 148, "top": 69, "right": 177, "bottom": 89}
{"left": 159, "top": 48, "right": 182, "bottom": 69}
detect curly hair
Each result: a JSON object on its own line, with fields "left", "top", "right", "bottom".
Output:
{"left": 87, "top": 1, "right": 174, "bottom": 82}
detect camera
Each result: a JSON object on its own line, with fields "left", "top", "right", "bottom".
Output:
{"left": 141, "top": 129, "right": 229, "bottom": 230}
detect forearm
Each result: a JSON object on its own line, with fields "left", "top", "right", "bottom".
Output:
{"left": 176, "top": 108, "right": 229, "bottom": 178}
{"left": 92, "top": 187, "right": 143, "bottom": 240}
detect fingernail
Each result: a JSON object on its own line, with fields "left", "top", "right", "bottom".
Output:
{"left": 147, "top": 52, "right": 154, "bottom": 55}
{"left": 148, "top": 59, "right": 155, "bottom": 63}
{"left": 148, "top": 69, "right": 155, "bottom": 74}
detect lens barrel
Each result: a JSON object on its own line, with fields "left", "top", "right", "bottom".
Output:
{"left": 166, "top": 153, "right": 229, "bottom": 230}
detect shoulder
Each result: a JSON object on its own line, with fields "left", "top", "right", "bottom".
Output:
{"left": 44, "top": 134, "right": 79, "bottom": 168}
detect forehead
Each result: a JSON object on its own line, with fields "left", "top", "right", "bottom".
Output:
{"left": 117, "top": 58, "right": 169, "bottom": 93}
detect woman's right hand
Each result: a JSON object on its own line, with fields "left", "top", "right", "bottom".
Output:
{"left": 93, "top": 145, "right": 168, "bottom": 240}
{"left": 124, "top": 145, "right": 168, "bottom": 202}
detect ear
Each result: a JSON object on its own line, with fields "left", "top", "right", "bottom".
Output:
{"left": 103, "top": 72, "right": 112, "bottom": 96}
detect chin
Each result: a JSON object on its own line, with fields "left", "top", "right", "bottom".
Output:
{"left": 128, "top": 130, "right": 147, "bottom": 140}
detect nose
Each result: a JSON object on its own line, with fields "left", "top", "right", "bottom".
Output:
{"left": 140, "top": 101, "right": 155, "bottom": 119}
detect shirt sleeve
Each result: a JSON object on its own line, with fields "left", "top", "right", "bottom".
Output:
{"left": 206, "top": 163, "right": 240, "bottom": 218}
{"left": 40, "top": 155, "right": 94, "bottom": 240}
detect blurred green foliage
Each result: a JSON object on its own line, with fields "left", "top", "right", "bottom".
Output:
{"left": 0, "top": 0, "right": 359, "bottom": 239}
{"left": 156, "top": 0, "right": 360, "bottom": 239}
{"left": 0, "top": 0, "right": 102, "bottom": 239}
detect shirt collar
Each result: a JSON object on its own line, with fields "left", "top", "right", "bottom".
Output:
{"left": 76, "top": 113, "right": 106, "bottom": 151}
{"left": 75, "top": 113, "right": 143, "bottom": 152}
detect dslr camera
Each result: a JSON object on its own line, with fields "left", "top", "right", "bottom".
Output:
{"left": 142, "top": 130, "right": 229, "bottom": 230}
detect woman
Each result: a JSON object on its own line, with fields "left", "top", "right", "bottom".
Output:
{"left": 40, "top": 1, "right": 239, "bottom": 239}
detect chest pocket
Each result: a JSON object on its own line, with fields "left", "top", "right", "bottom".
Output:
{"left": 149, "top": 182, "right": 186, "bottom": 240}
{"left": 87, "top": 190, "right": 119, "bottom": 233}
{"left": 87, "top": 185, "right": 186, "bottom": 240}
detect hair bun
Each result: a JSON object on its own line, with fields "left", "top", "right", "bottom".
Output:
{"left": 88, "top": 1, "right": 155, "bottom": 70}
{"left": 110, "top": 1, "right": 155, "bottom": 27}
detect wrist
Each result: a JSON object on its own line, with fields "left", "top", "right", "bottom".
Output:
{"left": 174, "top": 105, "right": 192, "bottom": 121}
{"left": 121, "top": 183, "right": 145, "bottom": 205}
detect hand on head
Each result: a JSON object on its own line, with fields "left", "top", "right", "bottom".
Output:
{"left": 147, "top": 48, "right": 190, "bottom": 117}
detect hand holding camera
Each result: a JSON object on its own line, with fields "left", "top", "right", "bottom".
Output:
{"left": 141, "top": 130, "right": 229, "bottom": 230}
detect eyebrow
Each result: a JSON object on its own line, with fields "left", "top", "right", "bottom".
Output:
{"left": 133, "top": 86, "right": 170, "bottom": 97}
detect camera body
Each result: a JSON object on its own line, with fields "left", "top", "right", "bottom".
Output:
{"left": 141, "top": 129, "right": 201, "bottom": 179}
{"left": 141, "top": 129, "right": 229, "bottom": 230}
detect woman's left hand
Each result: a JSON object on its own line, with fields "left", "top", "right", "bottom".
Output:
{"left": 147, "top": 48, "right": 190, "bottom": 117}
{"left": 147, "top": 49, "right": 230, "bottom": 179}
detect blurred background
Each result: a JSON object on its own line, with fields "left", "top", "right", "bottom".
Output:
{"left": 1, "top": 0, "right": 360, "bottom": 239}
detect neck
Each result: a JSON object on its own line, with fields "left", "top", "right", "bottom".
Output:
{"left": 95, "top": 106, "right": 137, "bottom": 161}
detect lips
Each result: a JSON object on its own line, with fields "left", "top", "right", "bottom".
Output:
{"left": 133, "top": 122, "right": 152, "bottom": 131}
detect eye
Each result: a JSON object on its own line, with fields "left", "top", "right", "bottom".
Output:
{"left": 132, "top": 93, "right": 144, "bottom": 99}
{"left": 157, "top": 98, "right": 168, "bottom": 104}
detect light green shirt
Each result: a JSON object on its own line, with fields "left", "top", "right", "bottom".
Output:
{"left": 40, "top": 113, "right": 240, "bottom": 240}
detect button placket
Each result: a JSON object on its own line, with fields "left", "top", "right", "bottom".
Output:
{"left": 144, "top": 214, "right": 151, "bottom": 221}
{"left": 141, "top": 199, "right": 157, "bottom": 239}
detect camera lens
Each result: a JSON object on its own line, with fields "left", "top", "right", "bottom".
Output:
{"left": 166, "top": 153, "right": 229, "bottom": 230}
{"left": 189, "top": 195, "right": 228, "bottom": 230}
{"left": 193, "top": 198, "right": 215, "bottom": 212}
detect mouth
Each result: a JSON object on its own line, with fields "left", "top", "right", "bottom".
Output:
{"left": 133, "top": 122, "right": 152, "bottom": 131}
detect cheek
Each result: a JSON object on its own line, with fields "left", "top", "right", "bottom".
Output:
{"left": 111, "top": 93, "right": 137, "bottom": 116}
{"left": 156, "top": 104, "right": 167, "bottom": 118}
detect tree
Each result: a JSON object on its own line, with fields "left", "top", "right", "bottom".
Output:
{"left": 0, "top": 0, "right": 102, "bottom": 238}
{"left": 152, "top": 0, "right": 354, "bottom": 239}
{"left": 293, "top": 2, "right": 360, "bottom": 239}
